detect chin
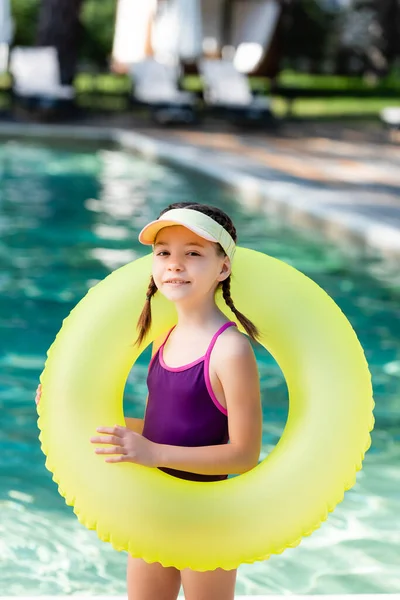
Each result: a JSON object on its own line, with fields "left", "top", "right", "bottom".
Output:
{"left": 160, "top": 284, "right": 193, "bottom": 302}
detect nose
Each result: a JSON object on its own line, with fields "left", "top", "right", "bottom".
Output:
{"left": 166, "top": 254, "right": 185, "bottom": 271}
{"left": 167, "top": 261, "right": 183, "bottom": 272}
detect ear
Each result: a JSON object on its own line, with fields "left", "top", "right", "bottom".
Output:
{"left": 217, "top": 257, "right": 231, "bottom": 282}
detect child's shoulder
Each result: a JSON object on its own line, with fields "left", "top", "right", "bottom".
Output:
{"left": 214, "top": 323, "right": 253, "bottom": 359}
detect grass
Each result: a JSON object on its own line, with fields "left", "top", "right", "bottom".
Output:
{"left": 277, "top": 70, "right": 400, "bottom": 91}
{"left": 183, "top": 71, "right": 400, "bottom": 118}
{"left": 74, "top": 72, "right": 131, "bottom": 94}
{"left": 1, "top": 69, "right": 399, "bottom": 119}
{"left": 183, "top": 69, "right": 400, "bottom": 94}
{"left": 0, "top": 73, "right": 11, "bottom": 89}
{"left": 272, "top": 96, "right": 400, "bottom": 118}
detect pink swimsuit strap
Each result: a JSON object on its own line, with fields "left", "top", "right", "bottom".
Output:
{"left": 205, "top": 321, "right": 237, "bottom": 360}
{"left": 159, "top": 321, "right": 237, "bottom": 371}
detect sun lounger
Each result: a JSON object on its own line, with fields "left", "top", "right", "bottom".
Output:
{"left": 380, "top": 107, "right": 400, "bottom": 142}
{"left": 130, "top": 58, "right": 197, "bottom": 124}
{"left": 0, "top": 43, "right": 9, "bottom": 74}
{"left": 380, "top": 107, "right": 400, "bottom": 129}
{"left": 9, "top": 46, "right": 75, "bottom": 115}
{"left": 199, "top": 59, "right": 274, "bottom": 125}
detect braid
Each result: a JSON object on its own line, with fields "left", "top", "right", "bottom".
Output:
{"left": 135, "top": 276, "right": 158, "bottom": 346}
{"left": 222, "top": 277, "right": 260, "bottom": 343}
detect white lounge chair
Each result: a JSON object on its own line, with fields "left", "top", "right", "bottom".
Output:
{"left": 199, "top": 59, "right": 274, "bottom": 125}
{"left": 380, "top": 107, "right": 400, "bottom": 129}
{"left": 0, "top": 42, "right": 8, "bottom": 74}
{"left": 0, "top": 0, "right": 13, "bottom": 73}
{"left": 130, "top": 58, "right": 197, "bottom": 124}
{"left": 9, "top": 46, "right": 75, "bottom": 112}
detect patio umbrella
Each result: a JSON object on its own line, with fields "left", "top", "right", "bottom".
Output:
{"left": 0, "top": 0, "right": 12, "bottom": 45}
{"left": 231, "top": 0, "right": 281, "bottom": 73}
{"left": 0, "top": 0, "right": 13, "bottom": 73}
{"left": 111, "top": 0, "right": 156, "bottom": 69}
{"left": 173, "top": 0, "right": 203, "bottom": 62}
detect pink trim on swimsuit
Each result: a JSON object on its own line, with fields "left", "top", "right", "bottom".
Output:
{"left": 158, "top": 321, "right": 237, "bottom": 415}
{"left": 204, "top": 322, "right": 236, "bottom": 416}
{"left": 148, "top": 328, "right": 174, "bottom": 372}
{"left": 159, "top": 326, "right": 205, "bottom": 372}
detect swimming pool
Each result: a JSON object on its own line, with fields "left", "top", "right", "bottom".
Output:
{"left": 0, "top": 139, "right": 399, "bottom": 596}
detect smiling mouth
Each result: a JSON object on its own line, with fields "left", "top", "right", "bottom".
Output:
{"left": 163, "top": 280, "right": 190, "bottom": 285}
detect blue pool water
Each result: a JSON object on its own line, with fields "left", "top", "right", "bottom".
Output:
{"left": 0, "top": 139, "right": 399, "bottom": 596}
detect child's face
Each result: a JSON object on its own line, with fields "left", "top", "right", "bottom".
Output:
{"left": 152, "top": 225, "right": 231, "bottom": 304}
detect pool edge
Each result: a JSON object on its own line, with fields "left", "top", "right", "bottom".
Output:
{"left": 1, "top": 122, "right": 399, "bottom": 264}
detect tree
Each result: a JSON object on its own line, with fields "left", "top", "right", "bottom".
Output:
{"left": 11, "top": 0, "right": 41, "bottom": 47}
{"left": 375, "top": 0, "right": 400, "bottom": 70}
{"left": 35, "top": 0, "right": 85, "bottom": 84}
{"left": 339, "top": 0, "right": 400, "bottom": 76}
{"left": 282, "top": 0, "right": 337, "bottom": 72}
{"left": 80, "top": 0, "right": 116, "bottom": 69}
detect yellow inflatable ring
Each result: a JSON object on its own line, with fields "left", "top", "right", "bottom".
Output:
{"left": 37, "top": 247, "right": 374, "bottom": 571}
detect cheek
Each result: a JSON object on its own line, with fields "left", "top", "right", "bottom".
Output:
{"left": 194, "top": 262, "right": 220, "bottom": 282}
{"left": 151, "top": 262, "right": 162, "bottom": 284}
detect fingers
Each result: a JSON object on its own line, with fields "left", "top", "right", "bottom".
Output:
{"left": 95, "top": 426, "right": 125, "bottom": 436}
{"left": 105, "top": 455, "right": 130, "bottom": 463}
{"left": 91, "top": 426, "right": 131, "bottom": 461}
{"left": 35, "top": 383, "right": 42, "bottom": 405}
{"left": 90, "top": 435, "right": 121, "bottom": 445}
{"left": 94, "top": 445, "right": 127, "bottom": 455}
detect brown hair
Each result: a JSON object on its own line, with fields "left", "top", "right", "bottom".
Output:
{"left": 135, "top": 202, "right": 259, "bottom": 346}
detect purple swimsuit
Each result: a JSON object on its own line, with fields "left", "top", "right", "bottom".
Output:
{"left": 142, "top": 322, "right": 237, "bottom": 482}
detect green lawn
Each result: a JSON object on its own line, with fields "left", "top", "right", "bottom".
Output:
{"left": 277, "top": 70, "right": 400, "bottom": 92}
{"left": 181, "top": 70, "right": 400, "bottom": 117}
{"left": 272, "top": 96, "right": 400, "bottom": 118}
{"left": 1, "top": 69, "right": 399, "bottom": 119}
{"left": 183, "top": 72, "right": 400, "bottom": 118}
{"left": 74, "top": 72, "right": 131, "bottom": 94}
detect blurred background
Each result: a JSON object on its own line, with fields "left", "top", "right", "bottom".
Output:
{"left": 0, "top": 0, "right": 400, "bottom": 598}
{"left": 0, "top": 0, "right": 399, "bottom": 123}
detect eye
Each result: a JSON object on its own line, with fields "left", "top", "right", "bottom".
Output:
{"left": 187, "top": 251, "right": 201, "bottom": 256}
{"left": 156, "top": 251, "right": 169, "bottom": 256}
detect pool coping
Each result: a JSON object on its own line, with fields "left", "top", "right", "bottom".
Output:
{"left": 1, "top": 597, "right": 399, "bottom": 600}
{"left": 1, "top": 121, "right": 400, "bottom": 263}
{"left": 2, "top": 596, "right": 400, "bottom": 599}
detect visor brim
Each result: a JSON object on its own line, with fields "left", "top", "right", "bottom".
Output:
{"left": 138, "top": 219, "right": 219, "bottom": 246}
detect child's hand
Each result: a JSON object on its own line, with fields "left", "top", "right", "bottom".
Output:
{"left": 90, "top": 425, "right": 159, "bottom": 467}
{"left": 35, "top": 384, "right": 42, "bottom": 405}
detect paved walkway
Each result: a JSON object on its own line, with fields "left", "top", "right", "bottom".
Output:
{"left": 1, "top": 117, "right": 399, "bottom": 262}
{"left": 127, "top": 123, "right": 400, "bottom": 262}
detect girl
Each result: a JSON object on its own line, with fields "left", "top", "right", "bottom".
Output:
{"left": 36, "top": 202, "right": 262, "bottom": 600}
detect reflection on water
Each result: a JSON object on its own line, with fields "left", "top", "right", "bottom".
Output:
{"left": 0, "top": 140, "right": 399, "bottom": 595}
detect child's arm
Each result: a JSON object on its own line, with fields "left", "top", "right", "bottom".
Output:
{"left": 156, "top": 334, "right": 262, "bottom": 475}
{"left": 93, "top": 333, "right": 262, "bottom": 475}
{"left": 125, "top": 416, "right": 145, "bottom": 434}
